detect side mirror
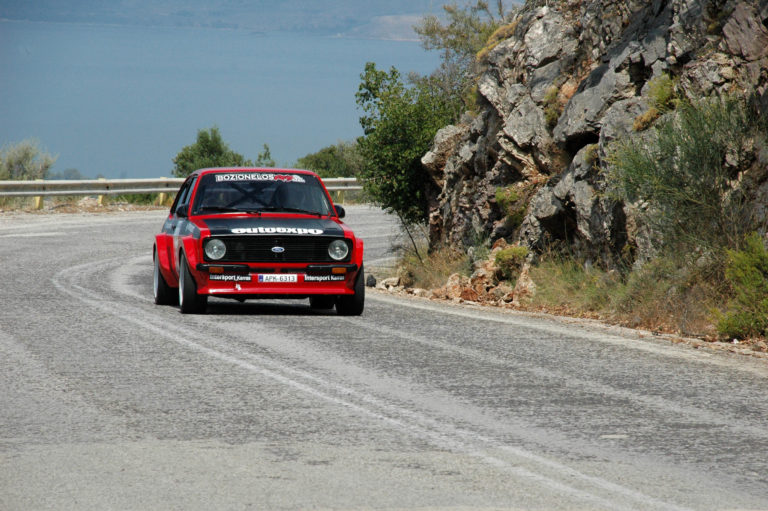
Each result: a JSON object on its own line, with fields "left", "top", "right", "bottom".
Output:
{"left": 334, "top": 205, "right": 345, "bottom": 219}
{"left": 176, "top": 204, "right": 188, "bottom": 218}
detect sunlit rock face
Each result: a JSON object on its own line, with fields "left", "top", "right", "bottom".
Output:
{"left": 424, "top": 0, "right": 768, "bottom": 267}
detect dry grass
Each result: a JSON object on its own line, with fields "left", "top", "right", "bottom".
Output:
{"left": 399, "top": 244, "right": 470, "bottom": 290}
{"left": 633, "top": 107, "right": 661, "bottom": 131}
{"left": 528, "top": 254, "right": 726, "bottom": 337}
{"left": 476, "top": 20, "right": 520, "bottom": 63}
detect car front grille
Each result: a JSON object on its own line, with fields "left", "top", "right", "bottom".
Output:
{"left": 206, "top": 236, "right": 350, "bottom": 263}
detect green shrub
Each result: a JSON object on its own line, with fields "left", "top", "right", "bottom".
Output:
{"left": 647, "top": 73, "right": 676, "bottom": 112}
{"left": 605, "top": 94, "right": 766, "bottom": 254}
{"left": 172, "top": 127, "right": 249, "bottom": 178}
{"left": 296, "top": 141, "right": 362, "bottom": 178}
{"left": 356, "top": 63, "right": 460, "bottom": 225}
{"left": 495, "top": 185, "right": 527, "bottom": 231}
{"left": 583, "top": 143, "right": 599, "bottom": 166}
{"left": 112, "top": 193, "right": 159, "bottom": 205}
{"left": 543, "top": 85, "right": 561, "bottom": 129}
{"left": 0, "top": 139, "right": 56, "bottom": 181}
{"left": 717, "top": 233, "right": 768, "bottom": 338}
{"left": 495, "top": 245, "right": 528, "bottom": 281}
{"left": 495, "top": 186, "right": 519, "bottom": 212}
{"left": 631, "top": 74, "right": 675, "bottom": 132}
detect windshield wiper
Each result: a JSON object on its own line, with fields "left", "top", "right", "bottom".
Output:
{"left": 199, "top": 205, "right": 247, "bottom": 213}
{"left": 251, "top": 207, "right": 323, "bottom": 217}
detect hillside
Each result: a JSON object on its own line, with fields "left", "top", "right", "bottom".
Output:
{"left": 422, "top": 0, "right": 768, "bottom": 267}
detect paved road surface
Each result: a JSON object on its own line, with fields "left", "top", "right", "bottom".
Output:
{"left": 1, "top": 206, "right": 767, "bottom": 510}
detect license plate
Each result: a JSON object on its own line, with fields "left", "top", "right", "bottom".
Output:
{"left": 257, "top": 274, "right": 298, "bottom": 283}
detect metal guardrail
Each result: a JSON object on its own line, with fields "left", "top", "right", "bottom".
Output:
{"left": 0, "top": 177, "right": 361, "bottom": 209}
{"left": 0, "top": 177, "right": 361, "bottom": 198}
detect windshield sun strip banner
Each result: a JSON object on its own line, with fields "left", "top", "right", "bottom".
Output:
{"left": 214, "top": 173, "right": 306, "bottom": 183}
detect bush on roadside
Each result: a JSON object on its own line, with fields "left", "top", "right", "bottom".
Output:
{"left": 112, "top": 193, "right": 158, "bottom": 205}
{"left": 527, "top": 252, "right": 724, "bottom": 334}
{"left": 529, "top": 255, "right": 619, "bottom": 314}
{"left": 717, "top": 233, "right": 768, "bottom": 339}
{"left": 611, "top": 256, "right": 723, "bottom": 335}
{"left": 605, "top": 94, "right": 766, "bottom": 255}
{"left": 0, "top": 139, "right": 57, "bottom": 181}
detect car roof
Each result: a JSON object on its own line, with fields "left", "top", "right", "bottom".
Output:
{"left": 192, "top": 167, "right": 319, "bottom": 178}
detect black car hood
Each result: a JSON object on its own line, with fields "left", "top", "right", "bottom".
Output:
{"left": 202, "top": 216, "right": 345, "bottom": 237}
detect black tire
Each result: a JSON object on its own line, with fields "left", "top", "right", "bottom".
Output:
{"left": 178, "top": 254, "right": 207, "bottom": 314}
{"left": 336, "top": 265, "right": 365, "bottom": 316}
{"left": 153, "top": 248, "right": 178, "bottom": 305}
{"left": 309, "top": 296, "right": 336, "bottom": 310}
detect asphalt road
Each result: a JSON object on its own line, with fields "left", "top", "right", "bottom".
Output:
{"left": 1, "top": 206, "right": 767, "bottom": 511}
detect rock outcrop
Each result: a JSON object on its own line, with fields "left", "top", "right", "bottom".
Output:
{"left": 423, "top": 0, "right": 768, "bottom": 266}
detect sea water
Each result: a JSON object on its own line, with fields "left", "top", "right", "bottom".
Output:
{"left": 0, "top": 20, "right": 440, "bottom": 178}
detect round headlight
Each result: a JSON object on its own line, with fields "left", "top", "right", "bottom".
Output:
{"left": 205, "top": 238, "right": 227, "bottom": 260}
{"left": 328, "top": 239, "right": 349, "bottom": 261}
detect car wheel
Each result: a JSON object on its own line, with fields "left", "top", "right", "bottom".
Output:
{"left": 154, "top": 248, "right": 178, "bottom": 305}
{"left": 178, "top": 254, "right": 207, "bottom": 314}
{"left": 336, "top": 265, "right": 365, "bottom": 316}
{"left": 309, "top": 296, "right": 336, "bottom": 310}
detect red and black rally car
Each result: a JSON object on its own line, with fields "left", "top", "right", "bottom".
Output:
{"left": 153, "top": 168, "right": 364, "bottom": 315}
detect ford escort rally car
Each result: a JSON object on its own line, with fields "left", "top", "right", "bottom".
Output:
{"left": 152, "top": 168, "right": 364, "bottom": 315}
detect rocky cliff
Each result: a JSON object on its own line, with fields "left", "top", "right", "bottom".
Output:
{"left": 422, "top": 0, "right": 768, "bottom": 266}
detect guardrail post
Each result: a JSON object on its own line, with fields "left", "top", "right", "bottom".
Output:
{"left": 33, "top": 179, "right": 44, "bottom": 210}
{"left": 156, "top": 177, "right": 167, "bottom": 206}
{"left": 97, "top": 177, "right": 107, "bottom": 206}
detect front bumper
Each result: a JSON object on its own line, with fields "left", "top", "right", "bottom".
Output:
{"left": 193, "top": 262, "right": 359, "bottom": 296}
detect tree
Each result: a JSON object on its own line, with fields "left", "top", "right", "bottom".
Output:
{"left": 353, "top": 2, "right": 517, "bottom": 226}
{"left": 172, "top": 126, "right": 248, "bottom": 177}
{"left": 0, "top": 139, "right": 57, "bottom": 180}
{"left": 48, "top": 168, "right": 87, "bottom": 180}
{"left": 296, "top": 141, "right": 363, "bottom": 177}
{"left": 416, "top": 1, "right": 506, "bottom": 60}
{"left": 254, "top": 143, "right": 276, "bottom": 168}
{"left": 414, "top": 0, "right": 512, "bottom": 110}
{"left": 355, "top": 62, "right": 458, "bottom": 225}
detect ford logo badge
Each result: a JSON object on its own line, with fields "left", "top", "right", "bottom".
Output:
{"left": 271, "top": 246, "right": 285, "bottom": 254}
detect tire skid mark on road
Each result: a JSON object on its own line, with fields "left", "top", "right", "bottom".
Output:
{"left": 369, "top": 293, "right": 768, "bottom": 377}
{"left": 0, "top": 212, "right": 162, "bottom": 233}
{"left": 0, "top": 232, "right": 66, "bottom": 238}
{"left": 336, "top": 311, "right": 768, "bottom": 440}
{"left": 52, "top": 257, "right": 693, "bottom": 511}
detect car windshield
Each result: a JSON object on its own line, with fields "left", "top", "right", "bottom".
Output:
{"left": 191, "top": 172, "right": 332, "bottom": 216}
